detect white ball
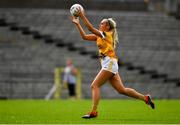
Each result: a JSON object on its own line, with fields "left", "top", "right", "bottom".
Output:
{"left": 70, "top": 4, "right": 84, "bottom": 17}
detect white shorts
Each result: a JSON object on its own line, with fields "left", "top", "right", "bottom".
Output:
{"left": 100, "top": 56, "right": 118, "bottom": 74}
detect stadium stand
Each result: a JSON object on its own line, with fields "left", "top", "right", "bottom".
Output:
{"left": 176, "top": 3, "right": 180, "bottom": 19}
{"left": 0, "top": 8, "right": 180, "bottom": 99}
{"left": 0, "top": 0, "right": 148, "bottom": 11}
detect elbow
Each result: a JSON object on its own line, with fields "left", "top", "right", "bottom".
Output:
{"left": 82, "top": 35, "right": 87, "bottom": 40}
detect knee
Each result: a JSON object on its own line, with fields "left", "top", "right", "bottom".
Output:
{"left": 90, "top": 84, "right": 98, "bottom": 90}
{"left": 118, "top": 88, "right": 127, "bottom": 95}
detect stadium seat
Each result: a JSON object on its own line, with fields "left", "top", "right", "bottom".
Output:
{"left": 0, "top": 8, "right": 180, "bottom": 99}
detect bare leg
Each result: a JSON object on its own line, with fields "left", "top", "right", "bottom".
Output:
{"left": 109, "top": 73, "right": 146, "bottom": 101}
{"left": 90, "top": 69, "right": 114, "bottom": 111}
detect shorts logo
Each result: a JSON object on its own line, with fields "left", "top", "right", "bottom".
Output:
{"left": 108, "top": 61, "right": 113, "bottom": 71}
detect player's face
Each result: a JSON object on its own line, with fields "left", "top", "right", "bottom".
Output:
{"left": 99, "top": 19, "right": 110, "bottom": 31}
{"left": 66, "top": 58, "right": 72, "bottom": 66}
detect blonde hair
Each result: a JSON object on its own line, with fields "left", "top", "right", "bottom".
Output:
{"left": 107, "top": 18, "right": 119, "bottom": 48}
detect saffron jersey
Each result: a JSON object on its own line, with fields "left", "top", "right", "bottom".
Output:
{"left": 96, "top": 31, "right": 117, "bottom": 59}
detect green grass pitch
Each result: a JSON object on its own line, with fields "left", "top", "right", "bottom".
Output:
{"left": 0, "top": 99, "right": 180, "bottom": 124}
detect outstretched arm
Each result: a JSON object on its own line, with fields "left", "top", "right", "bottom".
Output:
{"left": 71, "top": 16, "right": 97, "bottom": 41}
{"left": 78, "top": 8, "right": 102, "bottom": 37}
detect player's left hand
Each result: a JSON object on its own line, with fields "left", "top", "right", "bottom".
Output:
{"left": 71, "top": 16, "right": 79, "bottom": 25}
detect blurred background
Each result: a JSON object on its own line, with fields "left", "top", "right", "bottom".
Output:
{"left": 0, "top": 0, "right": 180, "bottom": 100}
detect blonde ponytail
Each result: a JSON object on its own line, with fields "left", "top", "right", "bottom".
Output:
{"left": 107, "top": 18, "right": 119, "bottom": 48}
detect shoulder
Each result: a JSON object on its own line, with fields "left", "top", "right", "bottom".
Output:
{"left": 99, "top": 31, "right": 112, "bottom": 39}
{"left": 104, "top": 31, "right": 113, "bottom": 36}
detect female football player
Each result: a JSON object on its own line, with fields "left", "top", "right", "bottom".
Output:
{"left": 71, "top": 8, "right": 155, "bottom": 119}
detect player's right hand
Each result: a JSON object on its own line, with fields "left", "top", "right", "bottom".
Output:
{"left": 77, "top": 6, "right": 85, "bottom": 17}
